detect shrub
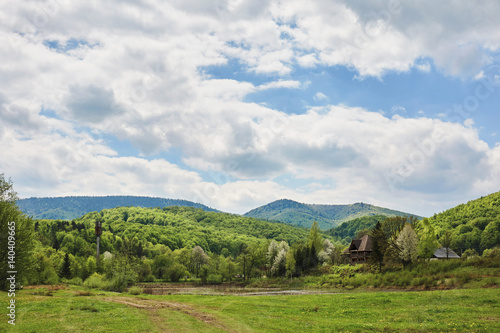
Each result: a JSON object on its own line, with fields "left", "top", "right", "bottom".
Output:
{"left": 128, "top": 286, "right": 143, "bottom": 295}
{"left": 462, "top": 249, "right": 479, "bottom": 259}
{"left": 144, "top": 274, "right": 155, "bottom": 282}
{"left": 62, "top": 277, "right": 83, "bottom": 286}
{"left": 483, "top": 247, "right": 500, "bottom": 259}
{"left": 206, "top": 274, "right": 223, "bottom": 284}
{"left": 168, "top": 263, "right": 188, "bottom": 282}
{"left": 83, "top": 273, "right": 108, "bottom": 289}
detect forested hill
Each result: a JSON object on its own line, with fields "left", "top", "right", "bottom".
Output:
{"left": 18, "top": 196, "right": 218, "bottom": 220}
{"left": 36, "top": 206, "right": 318, "bottom": 256}
{"left": 428, "top": 191, "right": 500, "bottom": 254}
{"left": 326, "top": 215, "right": 388, "bottom": 244}
{"left": 244, "top": 199, "right": 420, "bottom": 230}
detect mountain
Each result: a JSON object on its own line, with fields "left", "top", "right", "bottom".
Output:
{"left": 244, "top": 199, "right": 421, "bottom": 230}
{"left": 18, "top": 195, "right": 218, "bottom": 220}
{"left": 427, "top": 191, "right": 500, "bottom": 254}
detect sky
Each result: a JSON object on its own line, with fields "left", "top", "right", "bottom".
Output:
{"left": 1, "top": 0, "right": 500, "bottom": 217}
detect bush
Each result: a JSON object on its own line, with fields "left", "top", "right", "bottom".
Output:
{"left": 206, "top": 274, "right": 223, "bottom": 284}
{"left": 462, "top": 249, "right": 479, "bottom": 259}
{"left": 62, "top": 277, "right": 83, "bottom": 286}
{"left": 83, "top": 273, "right": 108, "bottom": 289}
{"left": 36, "top": 265, "right": 59, "bottom": 285}
{"left": 482, "top": 247, "right": 500, "bottom": 259}
{"left": 144, "top": 274, "right": 155, "bottom": 282}
{"left": 168, "top": 263, "right": 188, "bottom": 282}
{"left": 128, "top": 286, "right": 143, "bottom": 295}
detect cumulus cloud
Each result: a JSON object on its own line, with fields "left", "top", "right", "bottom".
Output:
{"left": 0, "top": 0, "right": 499, "bottom": 216}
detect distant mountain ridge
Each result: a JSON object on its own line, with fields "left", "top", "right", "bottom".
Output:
{"left": 18, "top": 196, "right": 218, "bottom": 220}
{"left": 244, "top": 199, "right": 421, "bottom": 230}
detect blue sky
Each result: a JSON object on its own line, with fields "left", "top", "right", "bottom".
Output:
{"left": 1, "top": 0, "right": 500, "bottom": 216}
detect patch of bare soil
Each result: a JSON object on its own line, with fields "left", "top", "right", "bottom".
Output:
{"left": 100, "top": 297, "right": 236, "bottom": 332}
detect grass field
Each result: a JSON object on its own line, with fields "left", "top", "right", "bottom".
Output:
{"left": 1, "top": 286, "right": 499, "bottom": 332}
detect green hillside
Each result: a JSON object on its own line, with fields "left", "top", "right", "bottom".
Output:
{"left": 428, "top": 191, "right": 500, "bottom": 254}
{"left": 327, "top": 215, "right": 388, "bottom": 244}
{"left": 18, "top": 196, "right": 218, "bottom": 220}
{"left": 244, "top": 199, "right": 420, "bottom": 230}
{"left": 35, "top": 206, "right": 318, "bottom": 257}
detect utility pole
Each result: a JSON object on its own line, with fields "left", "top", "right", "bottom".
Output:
{"left": 95, "top": 219, "right": 102, "bottom": 262}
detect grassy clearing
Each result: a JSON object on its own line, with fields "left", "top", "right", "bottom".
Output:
{"left": 1, "top": 285, "right": 498, "bottom": 332}
{"left": 148, "top": 288, "right": 500, "bottom": 332}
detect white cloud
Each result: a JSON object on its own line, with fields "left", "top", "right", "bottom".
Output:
{"left": 1, "top": 0, "right": 499, "bottom": 217}
{"left": 257, "top": 80, "right": 301, "bottom": 90}
{"left": 416, "top": 62, "right": 431, "bottom": 73}
{"left": 313, "top": 92, "right": 328, "bottom": 102}
{"left": 390, "top": 105, "right": 406, "bottom": 114}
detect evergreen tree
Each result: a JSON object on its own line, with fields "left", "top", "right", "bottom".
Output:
{"left": 61, "top": 253, "right": 72, "bottom": 279}
{"left": 307, "top": 221, "right": 323, "bottom": 253}
{"left": 285, "top": 249, "right": 296, "bottom": 278}
{"left": 370, "top": 222, "right": 387, "bottom": 273}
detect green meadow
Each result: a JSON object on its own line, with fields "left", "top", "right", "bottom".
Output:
{"left": 1, "top": 286, "right": 499, "bottom": 332}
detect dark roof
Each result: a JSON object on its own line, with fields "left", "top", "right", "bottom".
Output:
{"left": 343, "top": 235, "right": 373, "bottom": 254}
{"left": 433, "top": 247, "right": 460, "bottom": 259}
{"left": 358, "top": 235, "right": 372, "bottom": 252}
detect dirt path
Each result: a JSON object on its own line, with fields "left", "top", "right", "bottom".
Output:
{"left": 99, "top": 296, "right": 236, "bottom": 333}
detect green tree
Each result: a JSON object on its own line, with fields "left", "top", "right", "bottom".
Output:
{"left": 168, "top": 263, "right": 188, "bottom": 282}
{"left": 0, "top": 174, "right": 35, "bottom": 290}
{"left": 86, "top": 256, "right": 97, "bottom": 277}
{"left": 271, "top": 248, "right": 287, "bottom": 277}
{"left": 417, "top": 218, "right": 439, "bottom": 260}
{"left": 191, "top": 246, "right": 209, "bottom": 277}
{"left": 440, "top": 230, "right": 453, "bottom": 260}
{"left": 480, "top": 220, "right": 500, "bottom": 252}
{"left": 370, "top": 222, "right": 387, "bottom": 273}
{"left": 285, "top": 249, "right": 296, "bottom": 278}
{"left": 396, "top": 224, "right": 418, "bottom": 268}
{"left": 381, "top": 216, "right": 415, "bottom": 264}
{"left": 307, "top": 221, "right": 323, "bottom": 254}
{"left": 61, "top": 253, "right": 72, "bottom": 279}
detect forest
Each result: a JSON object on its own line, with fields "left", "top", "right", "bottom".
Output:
{"left": 244, "top": 198, "right": 422, "bottom": 229}
{"left": 17, "top": 195, "right": 218, "bottom": 220}
{"left": 1, "top": 174, "right": 500, "bottom": 293}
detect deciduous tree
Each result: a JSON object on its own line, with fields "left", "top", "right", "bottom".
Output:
{"left": 417, "top": 218, "right": 439, "bottom": 260}
{"left": 0, "top": 174, "right": 35, "bottom": 290}
{"left": 396, "top": 224, "right": 418, "bottom": 268}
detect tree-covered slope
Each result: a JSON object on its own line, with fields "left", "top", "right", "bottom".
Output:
{"left": 244, "top": 199, "right": 420, "bottom": 230}
{"left": 18, "top": 196, "right": 218, "bottom": 220}
{"left": 428, "top": 191, "right": 500, "bottom": 254}
{"left": 35, "top": 206, "right": 319, "bottom": 257}
{"left": 326, "top": 215, "right": 388, "bottom": 244}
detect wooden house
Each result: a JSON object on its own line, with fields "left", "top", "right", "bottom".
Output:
{"left": 342, "top": 234, "right": 373, "bottom": 264}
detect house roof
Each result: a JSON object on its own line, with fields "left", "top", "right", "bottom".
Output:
{"left": 343, "top": 234, "right": 373, "bottom": 254}
{"left": 433, "top": 247, "right": 460, "bottom": 259}
{"left": 358, "top": 235, "right": 372, "bottom": 252}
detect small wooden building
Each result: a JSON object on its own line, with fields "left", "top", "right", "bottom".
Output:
{"left": 432, "top": 247, "right": 460, "bottom": 259}
{"left": 342, "top": 235, "right": 373, "bottom": 264}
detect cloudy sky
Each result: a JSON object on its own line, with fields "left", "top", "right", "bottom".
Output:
{"left": 1, "top": 0, "right": 500, "bottom": 216}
